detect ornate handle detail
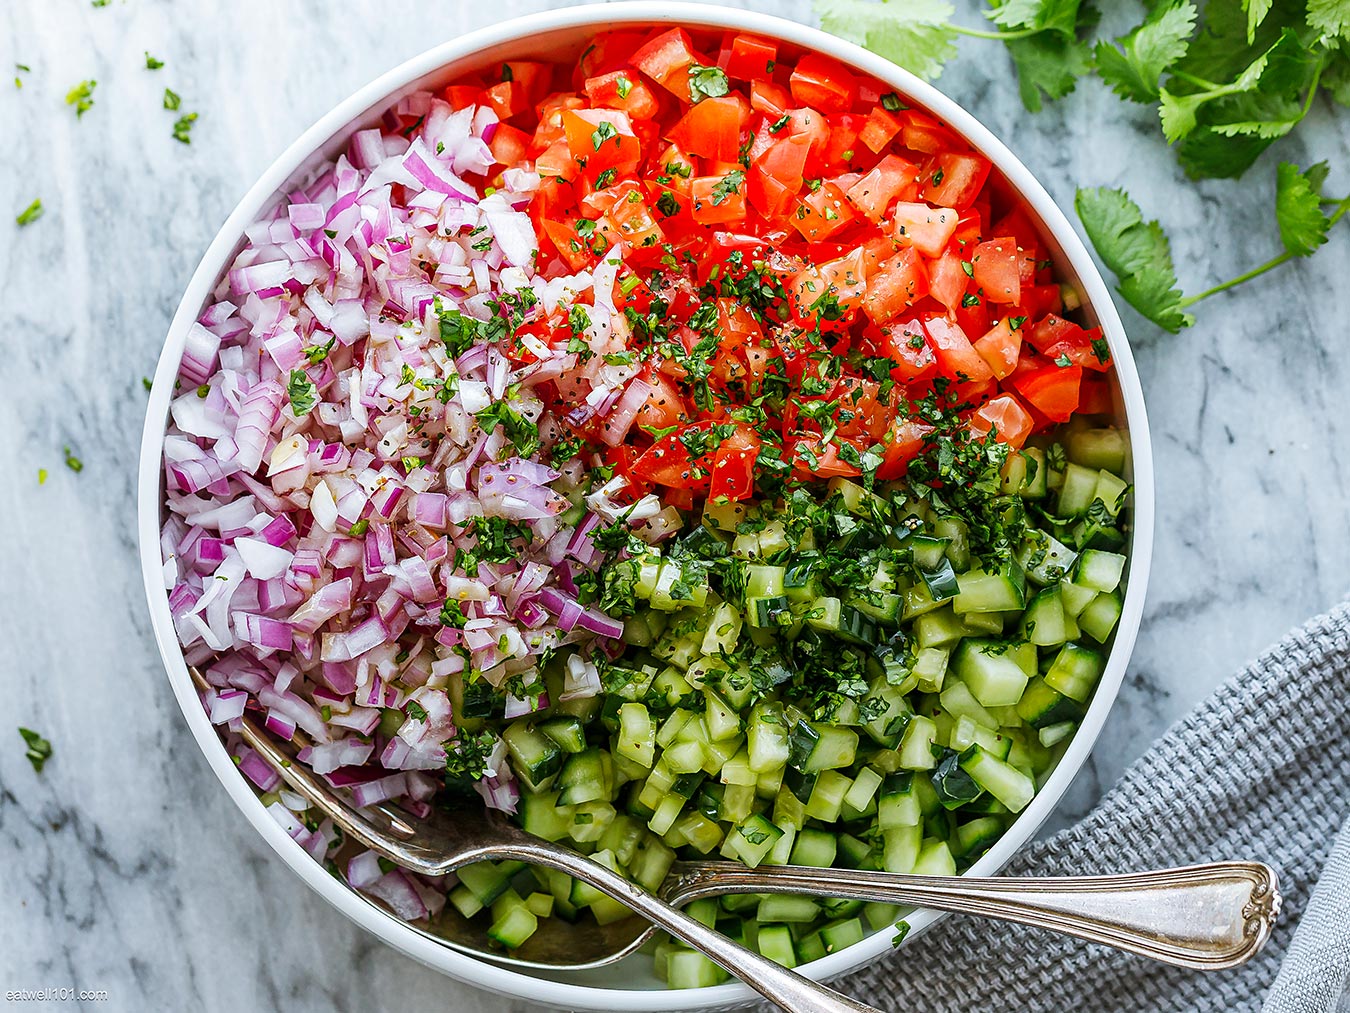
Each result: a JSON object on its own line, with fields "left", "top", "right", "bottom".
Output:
{"left": 669, "top": 861, "right": 1280, "bottom": 971}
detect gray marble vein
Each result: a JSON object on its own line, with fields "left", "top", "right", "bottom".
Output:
{"left": 1, "top": 1, "right": 1348, "bottom": 1010}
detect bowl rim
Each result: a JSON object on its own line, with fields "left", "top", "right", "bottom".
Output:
{"left": 137, "top": 3, "right": 1154, "bottom": 1009}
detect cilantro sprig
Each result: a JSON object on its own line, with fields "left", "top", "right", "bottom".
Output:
{"left": 1077, "top": 163, "right": 1349, "bottom": 332}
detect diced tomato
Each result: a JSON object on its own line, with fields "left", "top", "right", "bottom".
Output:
{"left": 630, "top": 426, "right": 709, "bottom": 489}
{"left": 858, "top": 105, "right": 903, "bottom": 154}
{"left": 584, "top": 69, "right": 660, "bottom": 120}
{"left": 724, "top": 34, "right": 778, "bottom": 81}
{"left": 1010, "top": 360, "right": 1082, "bottom": 421}
{"left": 927, "top": 252, "right": 972, "bottom": 315}
{"left": 790, "top": 182, "right": 856, "bottom": 242}
{"left": 757, "top": 132, "right": 812, "bottom": 189}
{"left": 788, "top": 434, "right": 862, "bottom": 479}
{"left": 900, "top": 110, "right": 962, "bottom": 154}
{"left": 690, "top": 171, "right": 748, "bottom": 224}
{"left": 877, "top": 418, "right": 933, "bottom": 480}
{"left": 488, "top": 123, "right": 531, "bottom": 167}
{"left": 790, "top": 54, "right": 858, "bottom": 113}
{"left": 562, "top": 108, "right": 641, "bottom": 178}
{"left": 971, "top": 237, "right": 1021, "bottom": 305}
{"left": 863, "top": 248, "right": 927, "bottom": 324}
{"left": 918, "top": 153, "right": 992, "bottom": 210}
{"left": 499, "top": 61, "right": 552, "bottom": 103}
{"left": 845, "top": 155, "right": 918, "bottom": 222}
{"left": 483, "top": 80, "right": 531, "bottom": 120}
{"left": 879, "top": 318, "right": 938, "bottom": 382}
{"left": 668, "top": 95, "right": 747, "bottom": 162}
{"left": 442, "top": 84, "right": 485, "bottom": 110}
{"left": 969, "top": 394, "right": 1034, "bottom": 448}
{"left": 708, "top": 428, "right": 761, "bottom": 502}
{"left": 924, "top": 317, "right": 993, "bottom": 383}
{"left": 972, "top": 316, "right": 1021, "bottom": 380}
{"left": 891, "top": 201, "right": 958, "bottom": 258}
{"left": 631, "top": 28, "right": 697, "bottom": 98}
{"left": 634, "top": 372, "right": 687, "bottom": 433}
{"left": 1025, "top": 314, "right": 1112, "bottom": 371}
{"left": 1078, "top": 377, "right": 1114, "bottom": 415}
{"left": 580, "top": 31, "right": 650, "bottom": 78}
{"left": 750, "top": 80, "right": 791, "bottom": 117}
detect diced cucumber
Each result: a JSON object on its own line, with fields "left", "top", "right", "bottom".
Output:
{"left": 882, "top": 823, "right": 922, "bottom": 873}
{"left": 724, "top": 813, "right": 784, "bottom": 868}
{"left": 700, "top": 601, "right": 743, "bottom": 655}
{"left": 1078, "top": 591, "right": 1123, "bottom": 643}
{"left": 911, "top": 838, "right": 957, "bottom": 877}
{"left": 912, "top": 646, "right": 951, "bottom": 692}
{"left": 788, "top": 720, "right": 858, "bottom": 772}
{"left": 953, "top": 816, "right": 1003, "bottom": 859}
{"left": 757, "top": 923, "right": 798, "bottom": 967}
{"left": 746, "top": 564, "right": 787, "bottom": 599}
{"left": 1044, "top": 642, "right": 1106, "bottom": 702}
{"left": 931, "top": 750, "right": 984, "bottom": 809}
{"left": 1074, "top": 551, "right": 1125, "bottom": 595}
{"left": 1015, "top": 675, "right": 1084, "bottom": 728}
{"left": 1066, "top": 426, "right": 1125, "bottom": 471}
{"left": 843, "top": 766, "right": 883, "bottom": 814}
{"left": 897, "top": 715, "right": 939, "bottom": 770}
{"left": 746, "top": 595, "right": 793, "bottom": 629}
{"left": 1057, "top": 463, "right": 1100, "bottom": 517}
{"left": 959, "top": 744, "right": 1035, "bottom": 812}
{"left": 789, "top": 827, "right": 838, "bottom": 868}
{"left": 1017, "top": 529, "right": 1078, "bottom": 586}
{"left": 1058, "top": 578, "right": 1098, "bottom": 617}
{"left": 938, "top": 681, "right": 998, "bottom": 730}
{"left": 915, "top": 606, "right": 967, "bottom": 650}
{"left": 666, "top": 950, "right": 726, "bottom": 988}
{"left": 803, "top": 769, "right": 852, "bottom": 822}
{"left": 502, "top": 721, "right": 564, "bottom": 792}
{"left": 557, "top": 747, "right": 609, "bottom": 806}
{"left": 488, "top": 891, "right": 538, "bottom": 949}
{"left": 952, "top": 639, "right": 1031, "bottom": 707}
{"left": 1022, "top": 585, "right": 1068, "bottom": 646}
{"left": 819, "top": 917, "right": 865, "bottom": 954}
{"left": 878, "top": 772, "right": 922, "bottom": 829}
{"left": 616, "top": 703, "right": 655, "bottom": 767}
{"left": 953, "top": 562, "right": 1026, "bottom": 614}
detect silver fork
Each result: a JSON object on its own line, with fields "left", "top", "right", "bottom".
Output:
{"left": 191, "top": 667, "right": 1279, "bottom": 1009}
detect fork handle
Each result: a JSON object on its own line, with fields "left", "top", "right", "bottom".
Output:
{"left": 490, "top": 839, "right": 886, "bottom": 1013}
{"left": 668, "top": 861, "right": 1281, "bottom": 971}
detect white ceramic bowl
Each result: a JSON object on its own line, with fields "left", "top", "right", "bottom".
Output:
{"left": 138, "top": 4, "right": 1154, "bottom": 1009}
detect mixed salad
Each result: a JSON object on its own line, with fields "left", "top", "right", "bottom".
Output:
{"left": 160, "top": 26, "right": 1130, "bottom": 988}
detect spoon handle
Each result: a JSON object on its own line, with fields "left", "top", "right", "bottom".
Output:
{"left": 669, "top": 860, "right": 1280, "bottom": 971}
{"left": 492, "top": 839, "right": 885, "bottom": 1013}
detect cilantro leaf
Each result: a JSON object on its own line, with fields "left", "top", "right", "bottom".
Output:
{"left": 1075, "top": 187, "right": 1194, "bottom": 332}
{"left": 1094, "top": 2, "right": 1197, "bottom": 104}
{"left": 15, "top": 198, "right": 43, "bottom": 226}
{"left": 66, "top": 79, "right": 96, "bottom": 116}
{"left": 1243, "top": 0, "right": 1272, "bottom": 44}
{"left": 1159, "top": 29, "right": 1314, "bottom": 146}
{"left": 1308, "top": 0, "right": 1350, "bottom": 40}
{"left": 287, "top": 368, "right": 319, "bottom": 416}
{"left": 986, "top": 0, "right": 1081, "bottom": 36}
{"left": 19, "top": 727, "right": 52, "bottom": 773}
{"left": 1274, "top": 161, "right": 1332, "bottom": 257}
{"left": 1005, "top": 30, "right": 1091, "bottom": 112}
{"left": 815, "top": 0, "right": 959, "bottom": 82}
{"left": 688, "top": 63, "right": 730, "bottom": 103}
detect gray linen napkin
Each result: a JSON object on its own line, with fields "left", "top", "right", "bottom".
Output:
{"left": 840, "top": 602, "right": 1350, "bottom": 1012}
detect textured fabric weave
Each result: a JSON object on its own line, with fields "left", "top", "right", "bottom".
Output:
{"left": 838, "top": 603, "right": 1350, "bottom": 1013}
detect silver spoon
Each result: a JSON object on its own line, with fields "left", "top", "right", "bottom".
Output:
{"left": 191, "top": 668, "right": 1279, "bottom": 998}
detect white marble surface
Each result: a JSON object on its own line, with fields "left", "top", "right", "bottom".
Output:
{"left": 3, "top": 1, "right": 1349, "bottom": 1010}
